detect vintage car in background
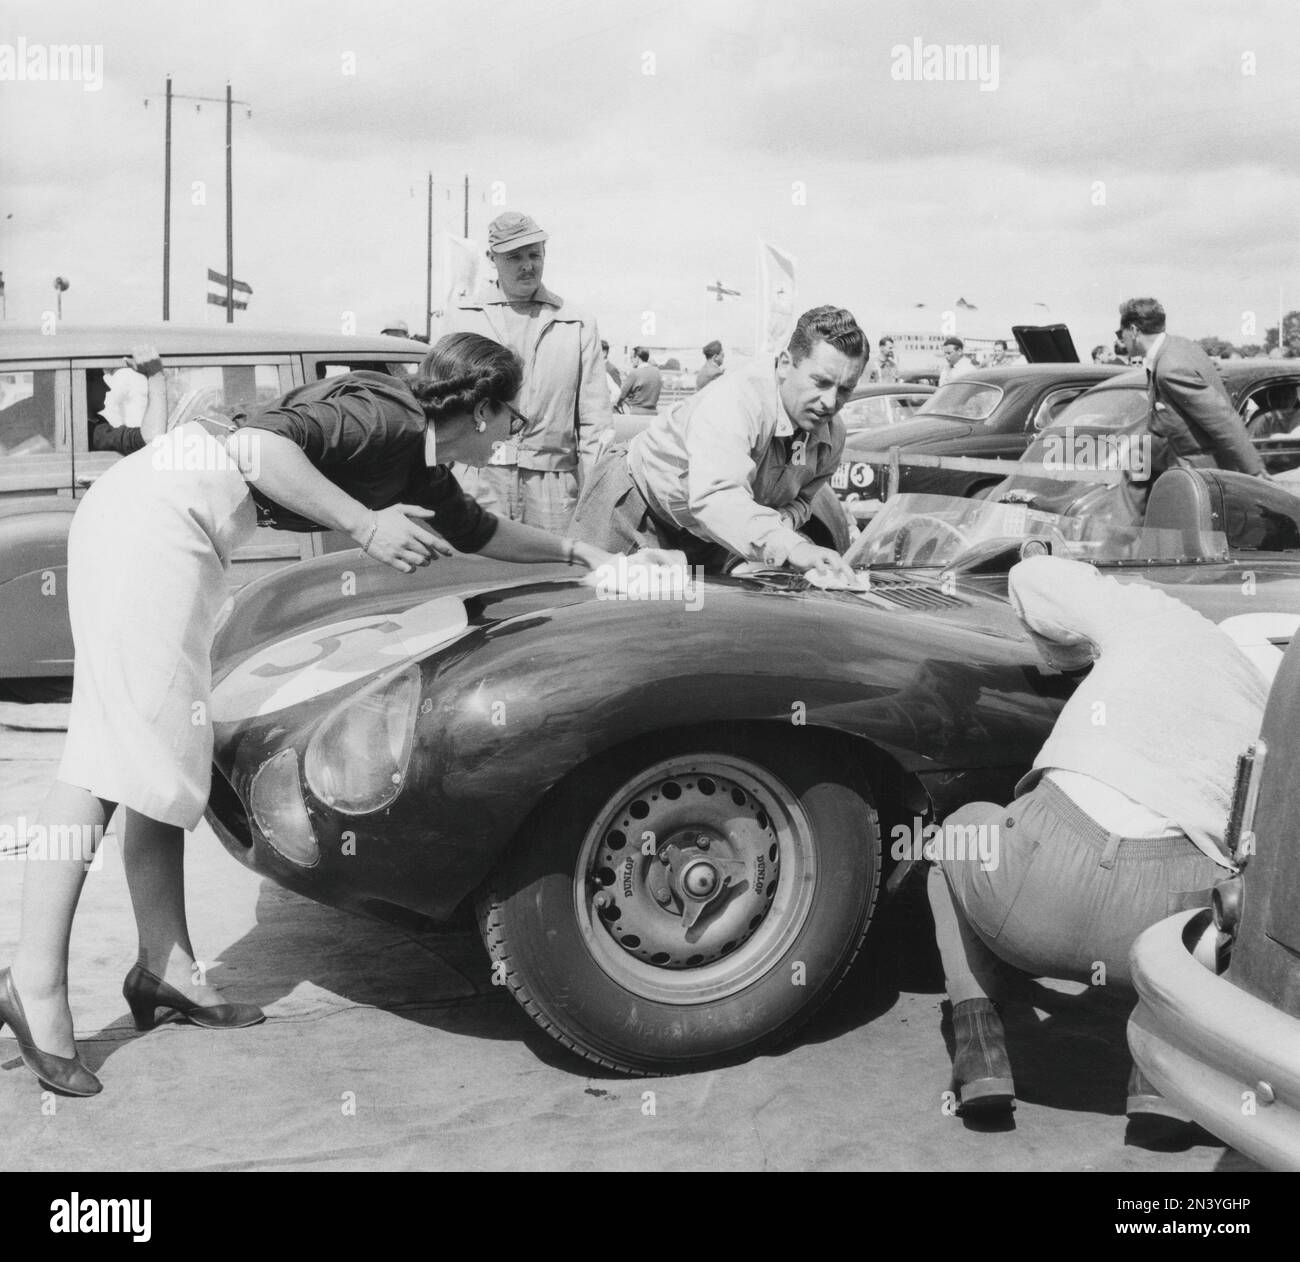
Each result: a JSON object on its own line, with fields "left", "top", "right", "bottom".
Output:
{"left": 0, "top": 325, "right": 430, "bottom": 689}
{"left": 831, "top": 364, "right": 1123, "bottom": 522}
{"left": 203, "top": 471, "right": 1300, "bottom": 1076}
{"left": 1129, "top": 630, "right": 1300, "bottom": 1171}
{"left": 984, "top": 361, "right": 1300, "bottom": 523}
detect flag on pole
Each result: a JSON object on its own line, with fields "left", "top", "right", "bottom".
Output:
{"left": 431, "top": 232, "right": 482, "bottom": 330}
{"left": 756, "top": 239, "right": 796, "bottom": 359}
{"left": 955, "top": 296, "right": 978, "bottom": 310}
{"left": 207, "top": 267, "right": 252, "bottom": 313}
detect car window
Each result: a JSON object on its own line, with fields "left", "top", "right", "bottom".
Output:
{"left": 840, "top": 393, "right": 930, "bottom": 433}
{"left": 161, "top": 363, "right": 284, "bottom": 429}
{"left": 918, "top": 382, "right": 1003, "bottom": 421}
{"left": 1216, "top": 475, "right": 1300, "bottom": 552}
{"left": 1036, "top": 385, "right": 1149, "bottom": 433}
{"left": 0, "top": 369, "right": 58, "bottom": 457}
{"left": 315, "top": 360, "right": 422, "bottom": 382}
{"left": 1030, "top": 387, "right": 1086, "bottom": 432}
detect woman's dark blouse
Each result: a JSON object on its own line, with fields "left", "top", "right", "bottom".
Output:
{"left": 235, "top": 371, "right": 497, "bottom": 553}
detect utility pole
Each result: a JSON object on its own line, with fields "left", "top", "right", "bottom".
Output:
{"left": 225, "top": 82, "right": 234, "bottom": 323}
{"left": 163, "top": 76, "right": 172, "bottom": 320}
{"left": 426, "top": 172, "right": 434, "bottom": 341}
{"left": 463, "top": 174, "right": 469, "bottom": 238}
{"left": 146, "top": 80, "right": 250, "bottom": 322}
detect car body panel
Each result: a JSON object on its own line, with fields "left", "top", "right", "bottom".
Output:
{"left": 206, "top": 486, "right": 1300, "bottom": 929}
{"left": 1129, "top": 616, "right": 1300, "bottom": 1170}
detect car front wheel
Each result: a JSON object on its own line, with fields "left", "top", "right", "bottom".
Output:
{"left": 478, "top": 729, "right": 881, "bottom": 1074}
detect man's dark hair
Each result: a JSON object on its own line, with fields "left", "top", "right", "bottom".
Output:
{"left": 633, "top": 347, "right": 650, "bottom": 362}
{"left": 786, "top": 305, "right": 868, "bottom": 364}
{"left": 879, "top": 336, "right": 894, "bottom": 349}
{"left": 943, "top": 336, "right": 964, "bottom": 350}
{"left": 1119, "top": 297, "right": 1166, "bottom": 335}
{"left": 994, "top": 339, "right": 1007, "bottom": 351}
{"left": 702, "top": 339, "right": 722, "bottom": 359}
{"left": 1091, "top": 344, "right": 1108, "bottom": 362}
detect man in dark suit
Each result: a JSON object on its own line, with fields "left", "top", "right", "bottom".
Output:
{"left": 1117, "top": 297, "right": 1266, "bottom": 477}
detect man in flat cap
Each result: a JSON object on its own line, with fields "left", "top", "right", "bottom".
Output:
{"left": 443, "top": 211, "right": 611, "bottom": 532}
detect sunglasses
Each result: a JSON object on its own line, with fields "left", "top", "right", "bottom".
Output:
{"left": 474, "top": 401, "right": 530, "bottom": 435}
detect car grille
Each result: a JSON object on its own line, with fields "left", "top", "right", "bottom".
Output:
{"left": 862, "top": 572, "right": 967, "bottom": 610}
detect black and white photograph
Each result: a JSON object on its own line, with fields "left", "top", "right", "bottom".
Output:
{"left": 1, "top": 0, "right": 1298, "bottom": 1205}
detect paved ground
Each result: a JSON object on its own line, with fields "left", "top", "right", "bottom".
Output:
{"left": 0, "top": 715, "right": 1261, "bottom": 1172}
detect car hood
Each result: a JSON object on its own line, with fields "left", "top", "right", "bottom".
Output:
{"left": 846, "top": 415, "right": 975, "bottom": 453}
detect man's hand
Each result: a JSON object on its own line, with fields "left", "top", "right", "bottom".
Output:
{"left": 788, "top": 540, "right": 855, "bottom": 582}
{"left": 125, "top": 344, "right": 163, "bottom": 378}
{"left": 358, "top": 504, "right": 454, "bottom": 573}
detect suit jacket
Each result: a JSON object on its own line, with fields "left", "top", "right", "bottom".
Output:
{"left": 1147, "top": 335, "right": 1264, "bottom": 476}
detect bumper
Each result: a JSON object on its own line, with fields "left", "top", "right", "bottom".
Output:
{"left": 1128, "top": 908, "right": 1300, "bottom": 1171}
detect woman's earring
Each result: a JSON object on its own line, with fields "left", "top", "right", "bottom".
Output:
{"left": 474, "top": 416, "right": 487, "bottom": 433}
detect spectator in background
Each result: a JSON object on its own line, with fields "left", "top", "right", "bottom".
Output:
{"left": 1117, "top": 297, "right": 1266, "bottom": 477}
{"left": 697, "top": 340, "right": 725, "bottom": 391}
{"left": 939, "top": 337, "right": 977, "bottom": 385}
{"left": 617, "top": 347, "right": 663, "bottom": 415}
{"left": 1091, "top": 344, "right": 1117, "bottom": 365}
{"left": 380, "top": 320, "right": 411, "bottom": 338}
{"left": 89, "top": 346, "right": 168, "bottom": 456}
{"left": 444, "top": 210, "right": 611, "bottom": 532}
{"left": 602, "top": 340, "right": 623, "bottom": 410}
{"left": 870, "top": 336, "right": 900, "bottom": 383}
{"left": 986, "top": 339, "right": 1010, "bottom": 367}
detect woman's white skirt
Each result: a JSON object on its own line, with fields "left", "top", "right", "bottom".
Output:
{"left": 56, "top": 424, "right": 257, "bottom": 829}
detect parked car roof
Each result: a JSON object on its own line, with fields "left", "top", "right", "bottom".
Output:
{"left": 0, "top": 325, "right": 431, "bottom": 358}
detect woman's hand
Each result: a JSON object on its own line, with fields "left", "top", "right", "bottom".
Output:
{"left": 356, "top": 505, "right": 455, "bottom": 573}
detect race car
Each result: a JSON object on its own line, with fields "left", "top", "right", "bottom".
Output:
{"left": 204, "top": 471, "right": 1300, "bottom": 1075}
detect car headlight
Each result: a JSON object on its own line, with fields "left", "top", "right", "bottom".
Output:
{"left": 304, "top": 664, "right": 421, "bottom": 814}
{"left": 249, "top": 749, "right": 320, "bottom": 867}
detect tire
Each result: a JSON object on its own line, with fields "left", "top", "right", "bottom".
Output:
{"left": 478, "top": 728, "right": 881, "bottom": 1074}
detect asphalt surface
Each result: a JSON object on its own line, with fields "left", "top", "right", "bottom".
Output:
{"left": 0, "top": 712, "right": 1262, "bottom": 1173}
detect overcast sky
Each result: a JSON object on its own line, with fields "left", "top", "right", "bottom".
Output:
{"left": 3, "top": 0, "right": 1299, "bottom": 357}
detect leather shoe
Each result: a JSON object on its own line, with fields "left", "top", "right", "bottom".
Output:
{"left": 0, "top": 968, "right": 102, "bottom": 1096}
{"left": 951, "top": 997, "right": 1015, "bottom": 1115}
{"left": 123, "top": 963, "right": 265, "bottom": 1031}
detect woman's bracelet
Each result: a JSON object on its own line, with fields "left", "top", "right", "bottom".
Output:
{"left": 361, "top": 512, "right": 379, "bottom": 555}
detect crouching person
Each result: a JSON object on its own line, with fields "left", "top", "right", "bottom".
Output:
{"left": 927, "top": 555, "right": 1267, "bottom": 1131}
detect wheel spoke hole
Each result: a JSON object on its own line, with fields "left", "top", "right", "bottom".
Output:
{"left": 662, "top": 781, "right": 682, "bottom": 800}
{"left": 621, "top": 934, "right": 641, "bottom": 948}
{"left": 629, "top": 800, "right": 650, "bottom": 820}
{"left": 607, "top": 830, "right": 626, "bottom": 851}
{"left": 698, "top": 777, "right": 717, "bottom": 795}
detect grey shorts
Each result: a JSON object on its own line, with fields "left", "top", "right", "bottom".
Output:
{"left": 937, "top": 777, "right": 1220, "bottom": 990}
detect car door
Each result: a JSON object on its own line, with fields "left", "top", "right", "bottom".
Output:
{"left": 0, "top": 358, "right": 77, "bottom": 675}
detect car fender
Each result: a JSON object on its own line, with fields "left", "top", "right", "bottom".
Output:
{"left": 0, "top": 498, "right": 76, "bottom": 676}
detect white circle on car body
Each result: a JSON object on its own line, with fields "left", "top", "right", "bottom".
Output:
{"left": 211, "top": 595, "right": 469, "bottom": 722}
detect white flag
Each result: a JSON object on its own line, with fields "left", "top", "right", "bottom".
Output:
{"left": 756, "top": 239, "right": 796, "bottom": 359}
{"left": 433, "top": 233, "right": 482, "bottom": 331}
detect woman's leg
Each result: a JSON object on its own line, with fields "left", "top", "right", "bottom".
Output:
{"left": 120, "top": 809, "right": 225, "bottom": 1004}
{"left": 10, "top": 780, "right": 116, "bottom": 1057}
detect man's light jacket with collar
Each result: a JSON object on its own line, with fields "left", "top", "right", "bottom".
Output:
{"left": 626, "top": 361, "right": 844, "bottom": 566}
{"left": 445, "top": 282, "right": 611, "bottom": 478}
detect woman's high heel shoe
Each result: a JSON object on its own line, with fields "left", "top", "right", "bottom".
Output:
{"left": 123, "top": 963, "right": 265, "bottom": 1031}
{"left": 0, "top": 968, "right": 103, "bottom": 1096}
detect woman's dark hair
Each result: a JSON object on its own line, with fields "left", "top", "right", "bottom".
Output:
{"left": 411, "top": 332, "right": 523, "bottom": 423}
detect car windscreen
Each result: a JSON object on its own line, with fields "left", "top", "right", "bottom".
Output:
{"left": 917, "top": 381, "right": 1003, "bottom": 422}
{"left": 844, "top": 492, "right": 1228, "bottom": 569}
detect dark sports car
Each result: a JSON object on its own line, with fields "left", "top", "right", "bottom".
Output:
{"left": 831, "top": 364, "right": 1124, "bottom": 523}
{"left": 204, "top": 473, "right": 1300, "bottom": 1074}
